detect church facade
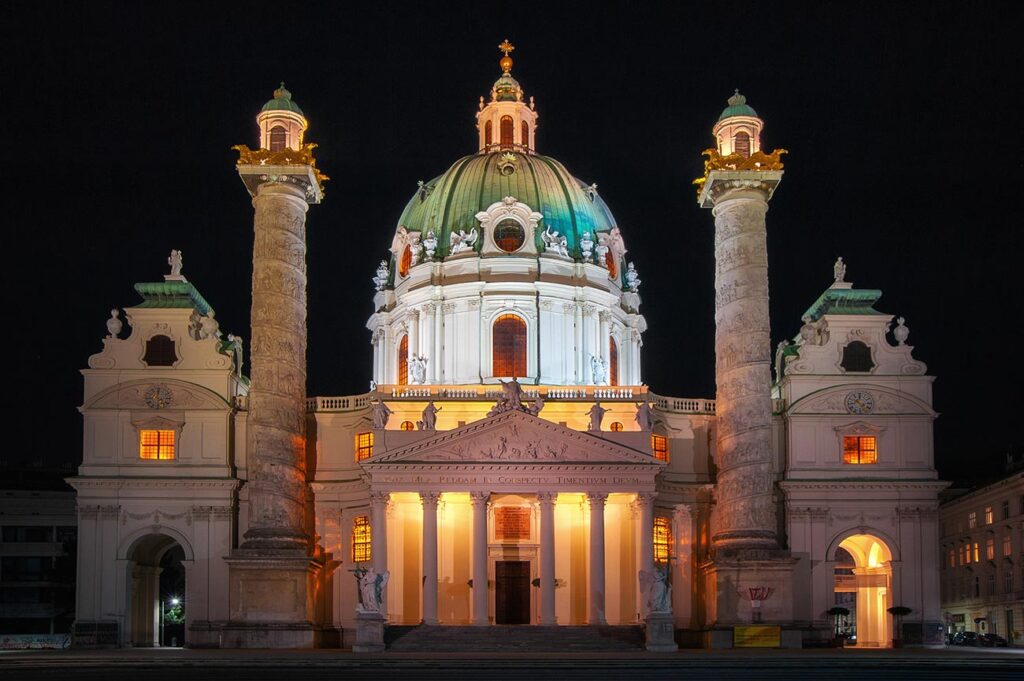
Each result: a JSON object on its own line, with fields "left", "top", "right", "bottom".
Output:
{"left": 70, "top": 45, "right": 945, "bottom": 649}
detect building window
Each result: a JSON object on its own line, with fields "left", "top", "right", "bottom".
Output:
{"left": 355, "top": 432, "right": 374, "bottom": 461}
{"left": 1004, "top": 532, "right": 1012, "bottom": 557}
{"left": 499, "top": 115, "right": 514, "bottom": 148}
{"left": 269, "top": 125, "right": 287, "bottom": 152}
{"left": 985, "top": 506, "right": 994, "bottom": 524}
{"left": 653, "top": 517, "right": 673, "bottom": 564}
{"left": 948, "top": 548, "right": 955, "bottom": 569}
{"left": 734, "top": 131, "right": 751, "bottom": 157}
{"left": 651, "top": 434, "right": 669, "bottom": 462}
{"left": 842, "top": 436, "right": 877, "bottom": 464}
{"left": 1005, "top": 569, "right": 1014, "bottom": 594}
{"left": 399, "top": 245, "right": 412, "bottom": 277}
{"left": 959, "top": 544, "right": 966, "bottom": 565}
{"left": 968, "top": 511, "right": 977, "bottom": 529}
{"left": 609, "top": 337, "right": 619, "bottom": 386}
{"left": 400, "top": 420, "right": 415, "bottom": 431}
{"left": 609, "top": 421, "right": 623, "bottom": 432}
{"left": 493, "top": 218, "right": 525, "bottom": 252}
{"left": 484, "top": 120, "right": 493, "bottom": 148}
{"left": 143, "top": 335, "right": 177, "bottom": 367}
{"left": 351, "top": 515, "right": 371, "bottom": 563}
{"left": 397, "top": 335, "right": 408, "bottom": 386}
{"left": 139, "top": 429, "right": 175, "bottom": 460}
{"left": 492, "top": 314, "right": 527, "bottom": 377}
{"left": 521, "top": 120, "right": 530, "bottom": 149}
{"left": 973, "top": 542, "right": 980, "bottom": 563}
{"left": 1002, "top": 500, "right": 1010, "bottom": 520}
{"left": 605, "top": 250, "right": 618, "bottom": 278}
{"left": 840, "top": 341, "right": 874, "bottom": 372}
{"left": 987, "top": 536, "right": 995, "bottom": 561}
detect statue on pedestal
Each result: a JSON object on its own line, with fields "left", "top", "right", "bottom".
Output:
{"left": 373, "top": 260, "right": 389, "bottom": 291}
{"left": 420, "top": 401, "right": 441, "bottom": 430}
{"left": 639, "top": 565, "right": 672, "bottom": 614}
{"left": 168, "top": 249, "right": 183, "bottom": 278}
{"left": 352, "top": 566, "right": 389, "bottom": 613}
{"left": 409, "top": 355, "right": 428, "bottom": 385}
{"left": 590, "top": 354, "right": 608, "bottom": 385}
{"left": 833, "top": 256, "right": 846, "bottom": 284}
{"left": 587, "top": 401, "right": 606, "bottom": 432}
{"left": 371, "top": 399, "right": 392, "bottom": 430}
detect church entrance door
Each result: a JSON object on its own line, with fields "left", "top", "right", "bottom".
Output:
{"left": 495, "top": 560, "right": 530, "bottom": 624}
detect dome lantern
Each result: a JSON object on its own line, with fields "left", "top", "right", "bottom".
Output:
{"left": 257, "top": 82, "right": 308, "bottom": 152}
{"left": 476, "top": 40, "right": 539, "bottom": 153}
{"left": 712, "top": 89, "right": 763, "bottom": 158}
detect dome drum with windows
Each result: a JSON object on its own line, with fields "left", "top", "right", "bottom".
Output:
{"left": 367, "top": 43, "right": 647, "bottom": 388}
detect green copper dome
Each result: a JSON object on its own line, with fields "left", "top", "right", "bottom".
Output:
{"left": 261, "top": 82, "right": 304, "bottom": 115}
{"left": 395, "top": 151, "right": 618, "bottom": 261}
{"left": 718, "top": 89, "right": 758, "bottom": 121}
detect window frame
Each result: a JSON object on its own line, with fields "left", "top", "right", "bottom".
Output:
{"left": 491, "top": 313, "right": 528, "bottom": 378}
{"left": 653, "top": 516, "right": 673, "bottom": 564}
{"left": 355, "top": 432, "right": 375, "bottom": 462}
{"left": 842, "top": 435, "right": 877, "bottom": 465}
{"left": 351, "top": 515, "right": 371, "bottom": 563}
{"left": 651, "top": 434, "right": 669, "bottom": 462}
{"left": 131, "top": 415, "right": 184, "bottom": 463}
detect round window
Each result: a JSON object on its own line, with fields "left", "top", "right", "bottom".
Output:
{"left": 494, "top": 219, "right": 525, "bottom": 253}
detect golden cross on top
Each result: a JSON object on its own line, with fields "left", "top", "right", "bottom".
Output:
{"left": 498, "top": 39, "right": 515, "bottom": 57}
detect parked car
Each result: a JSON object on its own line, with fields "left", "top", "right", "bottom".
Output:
{"left": 979, "top": 633, "right": 1008, "bottom": 647}
{"left": 952, "top": 631, "right": 979, "bottom": 646}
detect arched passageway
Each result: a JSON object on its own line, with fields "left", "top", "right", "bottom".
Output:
{"left": 127, "top": 534, "right": 187, "bottom": 647}
{"left": 833, "top": 534, "right": 893, "bottom": 647}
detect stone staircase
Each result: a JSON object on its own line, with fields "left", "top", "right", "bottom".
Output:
{"left": 384, "top": 625, "right": 645, "bottom": 652}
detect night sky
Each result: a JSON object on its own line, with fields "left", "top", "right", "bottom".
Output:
{"left": 6, "top": 1, "right": 1021, "bottom": 481}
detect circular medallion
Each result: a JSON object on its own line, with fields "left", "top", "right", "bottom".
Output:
{"left": 494, "top": 218, "right": 525, "bottom": 253}
{"left": 144, "top": 384, "right": 174, "bottom": 409}
{"left": 845, "top": 391, "right": 874, "bottom": 414}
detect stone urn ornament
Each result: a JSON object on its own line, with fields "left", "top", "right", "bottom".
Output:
{"left": 106, "top": 309, "right": 123, "bottom": 338}
{"left": 893, "top": 316, "right": 910, "bottom": 345}
{"left": 372, "top": 260, "right": 389, "bottom": 291}
{"left": 580, "top": 231, "right": 594, "bottom": 261}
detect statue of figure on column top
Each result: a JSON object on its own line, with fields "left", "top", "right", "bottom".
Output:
{"left": 833, "top": 256, "right": 846, "bottom": 284}
{"left": 166, "top": 249, "right": 185, "bottom": 280}
{"left": 587, "top": 401, "right": 607, "bottom": 432}
{"left": 371, "top": 399, "right": 392, "bottom": 430}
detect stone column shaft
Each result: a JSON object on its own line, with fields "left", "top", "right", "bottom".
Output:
{"left": 432, "top": 303, "right": 443, "bottom": 383}
{"left": 421, "top": 491, "right": 440, "bottom": 624}
{"left": 587, "top": 492, "right": 608, "bottom": 625}
{"left": 471, "top": 492, "right": 490, "bottom": 625}
{"left": 423, "top": 304, "right": 435, "bottom": 383}
{"left": 409, "top": 309, "right": 420, "bottom": 356}
{"left": 637, "top": 492, "right": 656, "bottom": 615}
{"left": 710, "top": 187, "right": 778, "bottom": 552}
{"left": 538, "top": 492, "right": 557, "bottom": 625}
{"left": 370, "top": 491, "right": 390, "bottom": 617}
{"left": 244, "top": 181, "right": 311, "bottom": 550}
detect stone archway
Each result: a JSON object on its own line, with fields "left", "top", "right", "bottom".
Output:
{"left": 833, "top": 534, "right": 893, "bottom": 647}
{"left": 126, "top": 534, "right": 188, "bottom": 647}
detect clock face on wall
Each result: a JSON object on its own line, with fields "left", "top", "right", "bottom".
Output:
{"left": 144, "top": 384, "right": 173, "bottom": 409}
{"left": 845, "top": 391, "right": 874, "bottom": 414}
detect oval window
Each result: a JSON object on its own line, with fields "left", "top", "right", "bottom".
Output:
{"left": 605, "top": 250, "right": 618, "bottom": 278}
{"left": 494, "top": 219, "right": 525, "bottom": 253}
{"left": 399, "top": 245, "right": 412, "bottom": 277}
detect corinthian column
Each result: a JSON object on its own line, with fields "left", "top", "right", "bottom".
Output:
{"left": 244, "top": 181, "right": 311, "bottom": 549}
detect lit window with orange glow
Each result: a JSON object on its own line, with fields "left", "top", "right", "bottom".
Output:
{"left": 500, "top": 115, "right": 514, "bottom": 148}
{"left": 139, "top": 429, "right": 175, "bottom": 460}
{"left": 654, "top": 516, "right": 673, "bottom": 564}
{"left": 842, "top": 436, "right": 877, "bottom": 464}
{"left": 609, "top": 337, "right": 618, "bottom": 387}
{"left": 399, "top": 246, "right": 412, "bottom": 277}
{"left": 973, "top": 542, "right": 980, "bottom": 563}
{"left": 355, "top": 432, "right": 374, "bottom": 462}
{"left": 397, "top": 335, "right": 408, "bottom": 386}
{"left": 610, "top": 422, "right": 623, "bottom": 432}
{"left": 651, "top": 434, "right": 669, "bottom": 462}
{"left": 493, "top": 314, "right": 527, "bottom": 377}
{"left": 400, "top": 421, "right": 415, "bottom": 431}
{"left": 351, "top": 515, "right": 371, "bottom": 563}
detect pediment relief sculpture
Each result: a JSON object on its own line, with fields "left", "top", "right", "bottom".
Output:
{"left": 85, "top": 379, "right": 230, "bottom": 411}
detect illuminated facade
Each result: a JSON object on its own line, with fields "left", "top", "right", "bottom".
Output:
{"left": 70, "top": 46, "right": 945, "bottom": 649}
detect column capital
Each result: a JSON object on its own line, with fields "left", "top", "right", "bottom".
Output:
{"left": 470, "top": 491, "right": 490, "bottom": 507}
{"left": 420, "top": 491, "right": 442, "bottom": 507}
{"left": 636, "top": 491, "right": 658, "bottom": 506}
{"left": 586, "top": 491, "right": 608, "bottom": 507}
{"left": 369, "top": 490, "right": 391, "bottom": 505}
{"left": 537, "top": 491, "right": 558, "bottom": 506}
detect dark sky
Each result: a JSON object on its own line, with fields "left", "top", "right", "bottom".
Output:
{"left": 5, "top": 1, "right": 1021, "bottom": 481}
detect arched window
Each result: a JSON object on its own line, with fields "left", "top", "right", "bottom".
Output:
{"left": 400, "top": 420, "right": 415, "bottom": 431}
{"left": 734, "top": 131, "right": 751, "bottom": 158}
{"left": 500, "top": 116, "right": 514, "bottom": 148}
{"left": 397, "top": 335, "right": 408, "bottom": 385}
{"left": 654, "top": 517, "right": 673, "bottom": 564}
{"left": 355, "top": 432, "right": 374, "bottom": 461}
{"left": 609, "top": 337, "right": 619, "bottom": 387}
{"left": 351, "top": 515, "right": 371, "bottom": 562}
{"left": 143, "top": 335, "right": 177, "bottom": 366}
{"left": 492, "top": 314, "right": 527, "bottom": 377}
{"left": 609, "top": 422, "right": 623, "bottom": 432}
{"left": 399, "top": 244, "right": 412, "bottom": 277}
{"left": 840, "top": 341, "right": 874, "bottom": 372}
{"left": 521, "top": 121, "right": 530, "bottom": 149}
{"left": 269, "top": 125, "right": 287, "bottom": 152}
{"left": 605, "top": 251, "right": 618, "bottom": 279}
{"left": 485, "top": 120, "right": 493, "bottom": 148}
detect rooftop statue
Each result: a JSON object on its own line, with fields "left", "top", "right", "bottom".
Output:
{"left": 587, "top": 401, "right": 607, "bottom": 432}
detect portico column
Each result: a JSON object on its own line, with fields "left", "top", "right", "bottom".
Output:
{"left": 470, "top": 492, "right": 490, "bottom": 625}
{"left": 538, "top": 492, "right": 557, "bottom": 625}
{"left": 637, "top": 492, "right": 656, "bottom": 617}
{"left": 370, "top": 491, "right": 390, "bottom": 616}
{"left": 420, "top": 491, "right": 440, "bottom": 625}
{"left": 587, "top": 492, "right": 608, "bottom": 625}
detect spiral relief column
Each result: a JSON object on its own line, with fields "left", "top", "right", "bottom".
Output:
{"left": 223, "top": 85, "right": 329, "bottom": 648}
{"left": 696, "top": 91, "right": 796, "bottom": 635}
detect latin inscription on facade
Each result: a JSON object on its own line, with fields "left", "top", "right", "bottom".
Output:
{"left": 495, "top": 507, "right": 531, "bottom": 541}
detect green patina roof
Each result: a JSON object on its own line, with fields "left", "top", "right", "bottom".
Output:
{"left": 133, "top": 281, "right": 212, "bottom": 316}
{"left": 718, "top": 89, "right": 759, "bottom": 121}
{"left": 261, "top": 83, "right": 304, "bottom": 116}
{"left": 394, "top": 151, "right": 621, "bottom": 272}
{"left": 803, "top": 287, "right": 885, "bottom": 321}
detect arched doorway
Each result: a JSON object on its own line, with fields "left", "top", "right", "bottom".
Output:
{"left": 127, "top": 534, "right": 187, "bottom": 647}
{"left": 833, "top": 534, "right": 893, "bottom": 647}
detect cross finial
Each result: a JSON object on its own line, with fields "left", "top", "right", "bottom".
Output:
{"left": 499, "top": 39, "right": 515, "bottom": 57}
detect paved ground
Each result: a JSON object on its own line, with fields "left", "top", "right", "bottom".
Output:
{"left": 1, "top": 646, "right": 1022, "bottom": 680}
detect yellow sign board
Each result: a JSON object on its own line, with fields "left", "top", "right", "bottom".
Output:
{"left": 734, "top": 625, "right": 781, "bottom": 647}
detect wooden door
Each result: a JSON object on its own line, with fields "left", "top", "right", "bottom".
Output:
{"left": 495, "top": 560, "right": 531, "bottom": 624}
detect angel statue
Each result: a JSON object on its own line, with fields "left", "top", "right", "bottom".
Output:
{"left": 449, "top": 227, "right": 478, "bottom": 255}
{"left": 590, "top": 354, "right": 608, "bottom": 385}
{"left": 639, "top": 565, "right": 672, "bottom": 614}
{"left": 541, "top": 226, "right": 569, "bottom": 257}
{"left": 409, "top": 355, "right": 428, "bottom": 385}
{"left": 353, "top": 566, "right": 390, "bottom": 613}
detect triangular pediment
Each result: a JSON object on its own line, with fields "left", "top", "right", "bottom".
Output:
{"left": 364, "top": 410, "right": 660, "bottom": 467}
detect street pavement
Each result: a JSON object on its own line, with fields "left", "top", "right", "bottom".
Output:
{"left": 1, "top": 646, "right": 1022, "bottom": 680}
